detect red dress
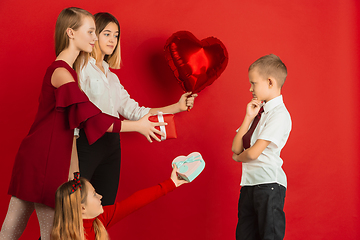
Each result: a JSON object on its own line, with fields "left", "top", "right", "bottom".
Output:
{"left": 8, "top": 60, "right": 120, "bottom": 208}
{"left": 83, "top": 179, "right": 176, "bottom": 239}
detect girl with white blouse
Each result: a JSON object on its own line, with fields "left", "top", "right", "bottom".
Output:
{"left": 77, "top": 12, "right": 196, "bottom": 206}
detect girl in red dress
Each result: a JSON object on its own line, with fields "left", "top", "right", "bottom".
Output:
{"left": 51, "top": 167, "right": 187, "bottom": 240}
{"left": 0, "top": 7, "right": 165, "bottom": 240}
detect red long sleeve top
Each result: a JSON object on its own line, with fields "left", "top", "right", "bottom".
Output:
{"left": 83, "top": 179, "right": 176, "bottom": 239}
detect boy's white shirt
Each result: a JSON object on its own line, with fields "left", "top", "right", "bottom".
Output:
{"left": 240, "top": 95, "right": 292, "bottom": 188}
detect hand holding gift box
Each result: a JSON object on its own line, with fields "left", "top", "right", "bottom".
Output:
{"left": 172, "top": 152, "right": 205, "bottom": 182}
{"left": 149, "top": 112, "right": 177, "bottom": 141}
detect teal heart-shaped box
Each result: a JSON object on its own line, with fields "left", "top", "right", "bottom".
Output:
{"left": 172, "top": 152, "right": 205, "bottom": 182}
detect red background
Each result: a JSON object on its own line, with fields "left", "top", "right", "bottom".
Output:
{"left": 0, "top": 0, "right": 359, "bottom": 239}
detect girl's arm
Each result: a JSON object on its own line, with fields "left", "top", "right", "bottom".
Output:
{"left": 101, "top": 166, "right": 187, "bottom": 229}
{"left": 149, "top": 92, "right": 197, "bottom": 114}
{"left": 68, "top": 137, "right": 79, "bottom": 180}
{"left": 106, "top": 113, "right": 167, "bottom": 142}
{"left": 52, "top": 68, "right": 166, "bottom": 142}
{"left": 117, "top": 92, "right": 197, "bottom": 141}
{"left": 120, "top": 113, "right": 167, "bottom": 143}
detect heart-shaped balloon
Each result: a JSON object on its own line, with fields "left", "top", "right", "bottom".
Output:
{"left": 164, "top": 31, "right": 228, "bottom": 93}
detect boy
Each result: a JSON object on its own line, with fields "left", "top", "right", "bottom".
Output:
{"left": 232, "top": 54, "right": 291, "bottom": 240}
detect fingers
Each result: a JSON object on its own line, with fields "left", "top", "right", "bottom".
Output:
{"left": 185, "top": 92, "right": 197, "bottom": 109}
{"left": 147, "top": 125, "right": 165, "bottom": 142}
{"left": 142, "top": 114, "right": 167, "bottom": 142}
{"left": 148, "top": 114, "right": 167, "bottom": 128}
{"left": 152, "top": 127, "right": 165, "bottom": 136}
{"left": 250, "top": 98, "right": 262, "bottom": 106}
{"left": 170, "top": 164, "right": 178, "bottom": 186}
{"left": 250, "top": 98, "right": 261, "bottom": 104}
{"left": 184, "top": 92, "right": 198, "bottom": 98}
{"left": 178, "top": 92, "right": 198, "bottom": 111}
{"left": 172, "top": 164, "right": 178, "bottom": 173}
{"left": 172, "top": 165, "right": 185, "bottom": 182}
{"left": 184, "top": 92, "right": 198, "bottom": 100}
{"left": 171, "top": 164, "right": 189, "bottom": 187}
{"left": 183, "top": 92, "right": 193, "bottom": 97}
{"left": 146, "top": 135, "right": 153, "bottom": 143}
{"left": 150, "top": 121, "right": 165, "bottom": 137}
{"left": 186, "top": 97, "right": 195, "bottom": 107}
{"left": 149, "top": 132, "right": 161, "bottom": 142}
{"left": 144, "top": 130, "right": 161, "bottom": 142}
{"left": 246, "top": 98, "right": 262, "bottom": 118}
{"left": 152, "top": 121, "right": 167, "bottom": 127}
{"left": 179, "top": 179, "right": 189, "bottom": 185}
{"left": 248, "top": 99, "right": 261, "bottom": 109}
{"left": 177, "top": 178, "right": 189, "bottom": 186}
{"left": 171, "top": 164, "right": 180, "bottom": 178}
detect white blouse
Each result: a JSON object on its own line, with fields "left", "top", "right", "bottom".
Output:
{"left": 79, "top": 57, "right": 150, "bottom": 121}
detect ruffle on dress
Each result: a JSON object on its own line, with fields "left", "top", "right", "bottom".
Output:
{"left": 55, "top": 82, "right": 121, "bottom": 144}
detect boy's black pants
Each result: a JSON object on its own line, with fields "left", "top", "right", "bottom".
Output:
{"left": 236, "top": 183, "right": 286, "bottom": 240}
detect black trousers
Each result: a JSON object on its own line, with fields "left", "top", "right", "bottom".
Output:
{"left": 236, "top": 183, "right": 286, "bottom": 240}
{"left": 77, "top": 129, "right": 121, "bottom": 206}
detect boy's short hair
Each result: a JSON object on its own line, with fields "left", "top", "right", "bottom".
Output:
{"left": 249, "top": 54, "right": 287, "bottom": 88}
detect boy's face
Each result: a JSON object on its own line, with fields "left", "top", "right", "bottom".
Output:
{"left": 248, "top": 68, "right": 271, "bottom": 102}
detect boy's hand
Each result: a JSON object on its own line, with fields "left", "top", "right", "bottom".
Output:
{"left": 246, "top": 98, "right": 262, "bottom": 119}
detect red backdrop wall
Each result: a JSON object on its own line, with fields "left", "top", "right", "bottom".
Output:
{"left": 0, "top": 0, "right": 359, "bottom": 239}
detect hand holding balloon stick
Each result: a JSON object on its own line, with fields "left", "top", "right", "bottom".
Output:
{"left": 164, "top": 31, "right": 228, "bottom": 111}
{"left": 181, "top": 92, "right": 197, "bottom": 112}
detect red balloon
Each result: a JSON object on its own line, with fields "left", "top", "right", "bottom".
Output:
{"left": 164, "top": 31, "right": 228, "bottom": 93}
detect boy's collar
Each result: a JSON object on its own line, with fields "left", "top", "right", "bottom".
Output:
{"left": 262, "top": 95, "right": 283, "bottom": 113}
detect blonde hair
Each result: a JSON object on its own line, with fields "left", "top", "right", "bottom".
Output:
{"left": 91, "top": 12, "right": 121, "bottom": 69}
{"left": 54, "top": 7, "right": 94, "bottom": 75}
{"left": 51, "top": 178, "right": 109, "bottom": 240}
{"left": 249, "top": 54, "right": 287, "bottom": 88}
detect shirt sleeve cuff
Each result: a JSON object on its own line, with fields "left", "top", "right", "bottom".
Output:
{"left": 112, "top": 118, "right": 121, "bottom": 133}
{"left": 160, "top": 178, "right": 177, "bottom": 194}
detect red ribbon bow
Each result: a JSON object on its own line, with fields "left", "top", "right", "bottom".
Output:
{"left": 71, "top": 172, "right": 81, "bottom": 194}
